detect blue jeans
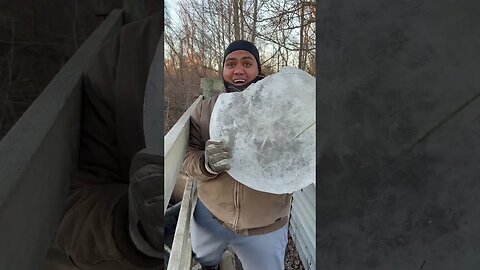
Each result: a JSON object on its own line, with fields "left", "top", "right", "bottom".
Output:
{"left": 190, "top": 199, "right": 288, "bottom": 270}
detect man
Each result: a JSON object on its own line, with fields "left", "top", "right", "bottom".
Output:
{"left": 50, "top": 12, "right": 164, "bottom": 270}
{"left": 183, "top": 40, "right": 292, "bottom": 270}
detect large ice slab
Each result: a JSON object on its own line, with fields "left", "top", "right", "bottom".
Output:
{"left": 210, "top": 67, "right": 315, "bottom": 194}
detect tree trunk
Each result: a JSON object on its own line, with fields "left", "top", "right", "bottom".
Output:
{"left": 233, "top": 0, "right": 240, "bottom": 40}
{"left": 298, "top": 0, "right": 305, "bottom": 69}
{"left": 251, "top": 0, "right": 258, "bottom": 43}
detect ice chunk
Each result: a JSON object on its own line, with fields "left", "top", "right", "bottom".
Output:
{"left": 210, "top": 67, "right": 315, "bottom": 194}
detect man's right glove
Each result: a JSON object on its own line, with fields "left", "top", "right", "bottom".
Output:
{"left": 204, "top": 139, "right": 232, "bottom": 174}
{"left": 129, "top": 150, "right": 163, "bottom": 258}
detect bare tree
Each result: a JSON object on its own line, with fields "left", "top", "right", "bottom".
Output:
{"left": 164, "top": 0, "right": 316, "bottom": 131}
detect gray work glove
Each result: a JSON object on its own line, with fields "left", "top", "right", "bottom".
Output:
{"left": 205, "top": 139, "right": 232, "bottom": 174}
{"left": 129, "top": 150, "right": 163, "bottom": 258}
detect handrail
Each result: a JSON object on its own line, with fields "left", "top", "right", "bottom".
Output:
{"left": 164, "top": 94, "right": 237, "bottom": 270}
{"left": 0, "top": 10, "right": 123, "bottom": 270}
{"left": 164, "top": 95, "right": 203, "bottom": 213}
{"left": 164, "top": 96, "right": 203, "bottom": 270}
{"left": 167, "top": 178, "right": 198, "bottom": 270}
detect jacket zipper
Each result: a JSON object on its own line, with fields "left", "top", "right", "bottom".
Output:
{"left": 233, "top": 181, "right": 240, "bottom": 231}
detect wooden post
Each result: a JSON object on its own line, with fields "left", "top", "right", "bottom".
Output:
{"left": 200, "top": 78, "right": 224, "bottom": 99}
{"left": 122, "top": 0, "right": 148, "bottom": 23}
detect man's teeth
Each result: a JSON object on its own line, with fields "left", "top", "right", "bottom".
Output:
{"left": 234, "top": 79, "right": 245, "bottom": 83}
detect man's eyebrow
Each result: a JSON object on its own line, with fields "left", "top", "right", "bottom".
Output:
{"left": 225, "top": 56, "right": 254, "bottom": 61}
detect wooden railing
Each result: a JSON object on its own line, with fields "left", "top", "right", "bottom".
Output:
{"left": 0, "top": 10, "right": 123, "bottom": 270}
{"left": 164, "top": 96, "right": 202, "bottom": 269}
{"left": 167, "top": 178, "right": 198, "bottom": 270}
{"left": 165, "top": 91, "right": 238, "bottom": 270}
{"left": 164, "top": 96, "right": 202, "bottom": 213}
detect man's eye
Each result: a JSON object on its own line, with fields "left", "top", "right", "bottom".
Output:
{"left": 244, "top": 62, "right": 251, "bottom": 68}
{"left": 227, "top": 62, "right": 235, "bottom": 68}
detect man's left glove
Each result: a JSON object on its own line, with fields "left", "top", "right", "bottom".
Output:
{"left": 128, "top": 150, "right": 164, "bottom": 258}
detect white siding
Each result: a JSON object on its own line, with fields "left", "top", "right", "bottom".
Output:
{"left": 289, "top": 184, "right": 316, "bottom": 270}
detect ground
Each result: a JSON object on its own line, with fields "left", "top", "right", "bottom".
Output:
{"left": 284, "top": 234, "right": 305, "bottom": 270}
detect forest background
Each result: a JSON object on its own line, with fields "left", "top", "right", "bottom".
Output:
{"left": 164, "top": 0, "right": 316, "bottom": 132}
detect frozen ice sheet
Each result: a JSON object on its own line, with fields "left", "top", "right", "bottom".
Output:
{"left": 210, "top": 67, "right": 315, "bottom": 194}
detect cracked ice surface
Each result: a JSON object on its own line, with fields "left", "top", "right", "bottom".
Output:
{"left": 210, "top": 67, "right": 315, "bottom": 194}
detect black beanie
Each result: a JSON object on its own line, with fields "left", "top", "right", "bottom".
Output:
{"left": 223, "top": 40, "right": 261, "bottom": 74}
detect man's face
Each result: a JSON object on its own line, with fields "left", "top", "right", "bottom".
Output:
{"left": 223, "top": 50, "right": 259, "bottom": 87}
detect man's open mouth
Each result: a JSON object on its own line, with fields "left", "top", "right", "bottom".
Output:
{"left": 233, "top": 79, "right": 246, "bottom": 84}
